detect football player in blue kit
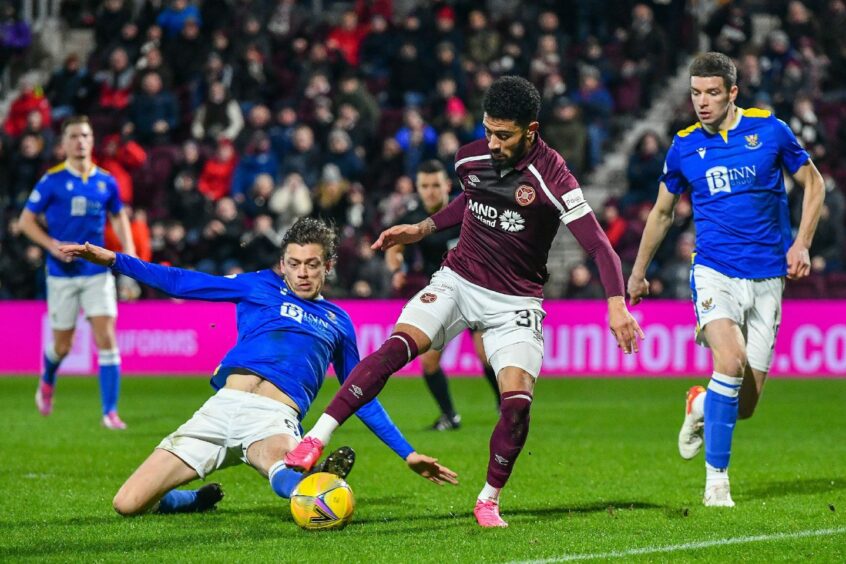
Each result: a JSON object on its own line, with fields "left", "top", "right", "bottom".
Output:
{"left": 628, "top": 52, "right": 824, "bottom": 507}
{"left": 20, "top": 116, "right": 136, "bottom": 429}
{"left": 61, "top": 218, "right": 457, "bottom": 516}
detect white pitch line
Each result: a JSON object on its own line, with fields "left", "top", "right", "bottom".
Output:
{"left": 507, "top": 527, "right": 846, "bottom": 563}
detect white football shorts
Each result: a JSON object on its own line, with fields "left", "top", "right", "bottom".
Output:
{"left": 690, "top": 264, "right": 785, "bottom": 372}
{"left": 396, "top": 267, "right": 546, "bottom": 378}
{"left": 157, "top": 388, "right": 302, "bottom": 478}
{"left": 46, "top": 272, "right": 117, "bottom": 330}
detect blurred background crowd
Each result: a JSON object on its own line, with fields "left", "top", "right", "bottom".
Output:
{"left": 0, "top": 0, "right": 844, "bottom": 301}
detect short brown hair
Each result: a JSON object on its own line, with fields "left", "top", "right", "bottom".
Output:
{"left": 689, "top": 52, "right": 737, "bottom": 90}
{"left": 281, "top": 217, "right": 338, "bottom": 263}
{"left": 61, "top": 115, "right": 92, "bottom": 135}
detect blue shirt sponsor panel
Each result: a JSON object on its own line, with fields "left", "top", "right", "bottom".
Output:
{"left": 660, "top": 108, "right": 810, "bottom": 279}
{"left": 112, "top": 253, "right": 414, "bottom": 459}
{"left": 25, "top": 163, "right": 123, "bottom": 278}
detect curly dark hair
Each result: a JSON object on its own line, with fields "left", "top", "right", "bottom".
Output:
{"left": 281, "top": 218, "right": 339, "bottom": 262}
{"left": 689, "top": 52, "right": 737, "bottom": 90}
{"left": 482, "top": 76, "right": 541, "bottom": 127}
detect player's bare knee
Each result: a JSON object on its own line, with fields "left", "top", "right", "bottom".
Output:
{"left": 112, "top": 489, "right": 143, "bottom": 516}
{"left": 53, "top": 342, "right": 73, "bottom": 358}
{"left": 393, "top": 323, "right": 432, "bottom": 355}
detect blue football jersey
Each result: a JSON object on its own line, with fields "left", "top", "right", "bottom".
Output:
{"left": 660, "top": 107, "right": 810, "bottom": 279}
{"left": 25, "top": 163, "right": 123, "bottom": 277}
{"left": 112, "top": 254, "right": 414, "bottom": 459}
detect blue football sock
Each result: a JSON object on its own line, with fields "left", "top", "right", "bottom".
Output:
{"left": 42, "top": 344, "right": 62, "bottom": 386}
{"left": 98, "top": 349, "right": 121, "bottom": 415}
{"left": 156, "top": 489, "right": 199, "bottom": 514}
{"left": 269, "top": 461, "right": 304, "bottom": 499}
{"left": 704, "top": 371, "right": 743, "bottom": 469}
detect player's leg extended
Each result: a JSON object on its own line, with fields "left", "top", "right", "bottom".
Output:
{"left": 36, "top": 329, "right": 75, "bottom": 416}
{"left": 113, "top": 449, "right": 213, "bottom": 516}
{"left": 287, "top": 278, "right": 463, "bottom": 470}
{"left": 476, "top": 364, "right": 535, "bottom": 528}
{"left": 38, "top": 276, "right": 82, "bottom": 416}
{"left": 472, "top": 330, "right": 500, "bottom": 406}
{"left": 421, "top": 349, "right": 461, "bottom": 430}
{"left": 702, "top": 319, "right": 747, "bottom": 507}
{"left": 285, "top": 324, "right": 431, "bottom": 470}
{"left": 90, "top": 315, "right": 124, "bottom": 429}
{"left": 738, "top": 279, "right": 781, "bottom": 420}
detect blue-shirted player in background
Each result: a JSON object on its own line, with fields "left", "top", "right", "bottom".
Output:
{"left": 628, "top": 52, "right": 824, "bottom": 507}
{"left": 61, "top": 218, "right": 458, "bottom": 516}
{"left": 20, "top": 116, "right": 136, "bottom": 430}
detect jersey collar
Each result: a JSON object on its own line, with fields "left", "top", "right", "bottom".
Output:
{"left": 64, "top": 160, "right": 98, "bottom": 180}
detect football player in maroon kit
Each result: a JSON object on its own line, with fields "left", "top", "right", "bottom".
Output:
{"left": 285, "top": 76, "right": 644, "bottom": 527}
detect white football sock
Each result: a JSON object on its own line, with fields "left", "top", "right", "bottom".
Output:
{"left": 478, "top": 482, "right": 501, "bottom": 502}
{"left": 306, "top": 414, "right": 339, "bottom": 444}
{"left": 706, "top": 462, "right": 729, "bottom": 487}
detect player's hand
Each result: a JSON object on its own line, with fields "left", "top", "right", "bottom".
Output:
{"left": 405, "top": 452, "right": 458, "bottom": 486}
{"left": 627, "top": 273, "right": 649, "bottom": 305}
{"left": 59, "top": 242, "right": 117, "bottom": 267}
{"left": 48, "top": 240, "right": 73, "bottom": 263}
{"left": 786, "top": 243, "right": 811, "bottom": 279}
{"left": 372, "top": 224, "right": 425, "bottom": 251}
{"left": 608, "top": 296, "right": 644, "bottom": 354}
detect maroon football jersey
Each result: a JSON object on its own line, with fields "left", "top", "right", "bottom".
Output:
{"left": 442, "top": 137, "right": 591, "bottom": 297}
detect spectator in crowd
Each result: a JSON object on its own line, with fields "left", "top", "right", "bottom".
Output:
{"left": 395, "top": 108, "right": 438, "bottom": 177}
{"left": 0, "top": 2, "right": 32, "bottom": 76}
{"left": 192, "top": 82, "right": 244, "bottom": 143}
{"left": 4, "top": 75, "right": 51, "bottom": 139}
{"left": 240, "top": 213, "right": 280, "bottom": 271}
{"left": 196, "top": 196, "right": 241, "bottom": 273}
{"left": 128, "top": 72, "right": 178, "bottom": 145}
{"left": 269, "top": 172, "right": 312, "bottom": 232}
{"left": 622, "top": 130, "right": 665, "bottom": 212}
{"left": 281, "top": 124, "right": 321, "bottom": 188}
{"left": 95, "top": 133, "right": 147, "bottom": 204}
{"left": 45, "top": 55, "right": 87, "bottom": 121}
{"left": 544, "top": 97, "right": 587, "bottom": 177}
{"left": 563, "top": 263, "right": 604, "bottom": 299}
{"left": 198, "top": 138, "right": 237, "bottom": 201}
{"left": 156, "top": 0, "right": 201, "bottom": 39}
{"left": 95, "top": 47, "right": 135, "bottom": 114}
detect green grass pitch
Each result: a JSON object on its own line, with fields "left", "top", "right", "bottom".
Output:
{"left": 1, "top": 376, "right": 844, "bottom": 562}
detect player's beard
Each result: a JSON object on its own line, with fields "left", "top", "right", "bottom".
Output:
{"left": 491, "top": 133, "right": 530, "bottom": 172}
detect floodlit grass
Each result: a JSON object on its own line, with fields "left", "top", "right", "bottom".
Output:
{"left": 1, "top": 376, "right": 843, "bottom": 562}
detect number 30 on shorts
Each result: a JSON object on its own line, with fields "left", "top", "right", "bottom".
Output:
{"left": 515, "top": 310, "right": 543, "bottom": 332}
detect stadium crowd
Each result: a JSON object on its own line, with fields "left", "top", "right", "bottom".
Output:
{"left": 0, "top": 0, "right": 843, "bottom": 300}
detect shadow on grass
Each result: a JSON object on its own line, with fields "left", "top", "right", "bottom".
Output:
{"left": 740, "top": 477, "right": 845, "bottom": 500}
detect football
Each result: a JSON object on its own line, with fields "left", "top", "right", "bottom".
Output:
{"left": 290, "top": 472, "right": 355, "bottom": 530}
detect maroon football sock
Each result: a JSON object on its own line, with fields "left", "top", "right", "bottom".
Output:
{"left": 486, "top": 391, "right": 533, "bottom": 488}
{"left": 324, "top": 332, "right": 419, "bottom": 425}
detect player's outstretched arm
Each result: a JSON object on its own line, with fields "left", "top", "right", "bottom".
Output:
{"left": 627, "top": 183, "right": 680, "bottom": 305}
{"left": 405, "top": 452, "right": 459, "bottom": 486}
{"left": 786, "top": 161, "right": 825, "bottom": 280}
{"left": 371, "top": 221, "right": 433, "bottom": 251}
{"left": 60, "top": 242, "right": 251, "bottom": 302}
{"left": 60, "top": 242, "right": 116, "bottom": 265}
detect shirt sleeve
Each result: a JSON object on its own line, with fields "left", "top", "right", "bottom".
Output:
{"left": 773, "top": 117, "right": 811, "bottom": 174}
{"left": 24, "top": 175, "right": 51, "bottom": 214}
{"left": 106, "top": 174, "right": 124, "bottom": 214}
{"left": 332, "top": 317, "right": 415, "bottom": 460}
{"left": 659, "top": 139, "right": 688, "bottom": 194}
{"left": 112, "top": 253, "right": 252, "bottom": 302}
{"left": 430, "top": 192, "right": 466, "bottom": 231}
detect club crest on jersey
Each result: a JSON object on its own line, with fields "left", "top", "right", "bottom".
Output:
{"left": 97, "top": 181, "right": 107, "bottom": 193}
{"left": 700, "top": 298, "right": 715, "bottom": 313}
{"left": 66, "top": 181, "right": 74, "bottom": 191}
{"left": 465, "top": 174, "right": 480, "bottom": 186}
{"left": 515, "top": 184, "right": 536, "bottom": 206}
{"left": 420, "top": 292, "right": 437, "bottom": 303}
{"left": 744, "top": 134, "right": 762, "bottom": 150}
